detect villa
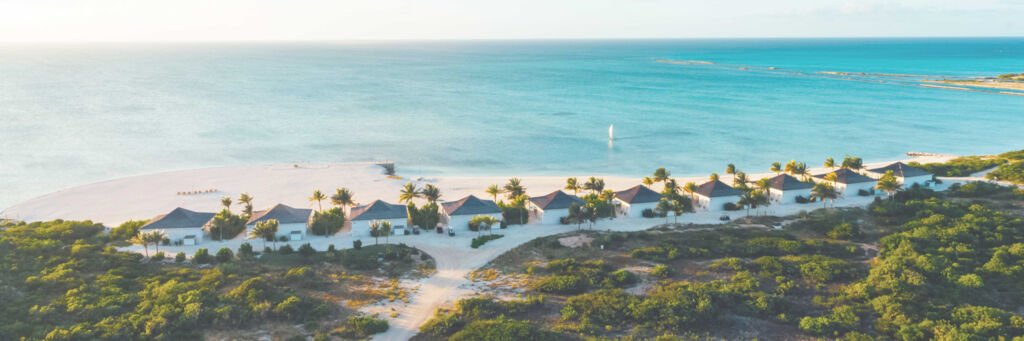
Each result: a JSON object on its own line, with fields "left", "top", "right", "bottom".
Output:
{"left": 528, "top": 190, "right": 584, "bottom": 225}
{"left": 246, "top": 204, "right": 313, "bottom": 241}
{"left": 613, "top": 185, "right": 664, "bottom": 218}
{"left": 867, "top": 162, "right": 933, "bottom": 187}
{"left": 349, "top": 200, "right": 408, "bottom": 236}
{"left": 442, "top": 195, "right": 503, "bottom": 230}
{"left": 766, "top": 174, "right": 815, "bottom": 204}
{"left": 139, "top": 207, "right": 214, "bottom": 245}
{"left": 693, "top": 179, "right": 743, "bottom": 212}
{"left": 814, "top": 168, "right": 878, "bottom": 197}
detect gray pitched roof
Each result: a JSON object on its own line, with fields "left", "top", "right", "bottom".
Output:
{"left": 442, "top": 195, "right": 501, "bottom": 216}
{"left": 615, "top": 185, "right": 664, "bottom": 204}
{"left": 868, "top": 162, "right": 931, "bottom": 178}
{"left": 814, "top": 168, "right": 876, "bottom": 184}
{"left": 246, "top": 203, "right": 313, "bottom": 225}
{"left": 141, "top": 207, "right": 215, "bottom": 230}
{"left": 529, "top": 190, "right": 584, "bottom": 210}
{"left": 768, "top": 174, "right": 815, "bottom": 191}
{"left": 349, "top": 200, "right": 408, "bottom": 221}
{"left": 695, "top": 180, "right": 743, "bottom": 198}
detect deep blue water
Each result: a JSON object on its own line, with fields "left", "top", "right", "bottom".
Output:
{"left": 2, "top": 38, "right": 1023, "bottom": 209}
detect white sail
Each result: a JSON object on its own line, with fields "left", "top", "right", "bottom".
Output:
{"left": 608, "top": 124, "right": 614, "bottom": 140}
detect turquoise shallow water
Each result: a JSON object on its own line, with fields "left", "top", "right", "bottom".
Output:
{"left": 2, "top": 38, "right": 1023, "bottom": 209}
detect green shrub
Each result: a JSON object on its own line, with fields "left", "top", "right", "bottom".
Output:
{"left": 215, "top": 247, "right": 234, "bottom": 262}
{"left": 450, "top": 317, "right": 558, "bottom": 341}
{"left": 238, "top": 242, "right": 255, "bottom": 259}
{"left": 353, "top": 239, "right": 362, "bottom": 250}
{"left": 310, "top": 207, "right": 345, "bottom": 236}
{"left": 333, "top": 315, "right": 388, "bottom": 338}
{"left": 827, "top": 223, "right": 860, "bottom": 240}
{"left": 151, "top": 251, "right": 165, "bottom": 261}
{"left": 529, "top": 275, "right": 587, "bottom": 294}
{"left": 298, "top": 243, "right": 316, "bottom": 258}
{"left": 278, "top": 244, "right": 294, "bottom": 254}
{"left": 908, "top": 156, "right": 1005, "bottom": 177}
{"left": 651, "top": 264, "right": 670, "bottom": 278}
{"left": 561, "top": 289, "right": 637, "bottom": 333}
{"left": 175, "top": 251, "right": 186, "bottom": 262}
{"left": 192, "top": 248, "right": 212, "bottom": 264}
{"left": 471, "top": 234, "right": 504, "bottom": 248}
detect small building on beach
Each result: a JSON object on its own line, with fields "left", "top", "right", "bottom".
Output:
{"left": 528, "top": 190, "right": 585, "bottom": 225}
{"left": 246, "top": 204, "right": 313, "bottom": 241}
{"left": 349, "top": 200, "right": 409, "bottom": 236}
{"left": 814, "top": 168, "right": 878, "bottom": 197}
{"left": 867, "top": 162, "right": 933, "bottom": 187}
{"left": 613, "top": 185, "right": 664, "bottom": 218}
{"left": 693, "top": 180, "right": 743, "bottom": 212}
{"left": 442, "top": 195, "right": 503, "bottom": 230}
{"left": 766, "top": 174, "right": 815, "bottom": 204}
{"left": 140, "top": 207, "right": 215, "bottom": 245}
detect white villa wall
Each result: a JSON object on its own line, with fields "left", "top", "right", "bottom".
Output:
{"left": 350, "top": 218, "right": 408, "bottom": 237}
{"left": 694, "top": 194, "right": 741, "bottom": 212}
{"left": 768, "top": 188, "right": 813, "bottom": 205}
{"left": 619, "top": 201, "right": 658, "bottom": 218}
{"left": 838, "top": 182, "right": 878, "bottom": 198}
{"left": 537, "top": 208, "right": 570, "bottom": 225}
{"left": 161, "top": 228, "right": 205, "bottom": 244}
{"left": 277, "top": 222, "right": 307, "bottom": 240}
{"left": 447, "top": 213, "right": 503, "bottom": 231}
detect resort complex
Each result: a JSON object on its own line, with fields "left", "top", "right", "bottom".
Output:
{"left": 127, "top": 160, "right": 937, "bottom": 246}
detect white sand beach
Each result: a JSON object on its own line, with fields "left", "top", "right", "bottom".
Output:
{"left": 3, "top": 156, "right": 957, "bottom": 226}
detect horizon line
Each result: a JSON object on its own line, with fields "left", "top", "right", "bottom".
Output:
{"left": 1, "top": 35, "right": 1022, "bottom": 45}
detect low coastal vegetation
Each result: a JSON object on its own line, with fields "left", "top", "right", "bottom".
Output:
{"left": 0, "top": 219, "right": 433, "bottom": 340}
{"left": 907, "top": 148, "right": 1024, "bottom": 179}
{"left": 418, "top": 179, "right": 1024, "bottom": 340}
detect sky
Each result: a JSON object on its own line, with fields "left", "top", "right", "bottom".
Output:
{"left": 0, "top": 0, "right": 1021, "bottom": 42}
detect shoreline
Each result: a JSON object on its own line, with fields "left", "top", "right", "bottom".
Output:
{"left": 2, "top": 154, "right": 958, "bottom": 226}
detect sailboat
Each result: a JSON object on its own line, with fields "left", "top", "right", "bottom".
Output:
{"left": 608, "top": 124, "right": 614, "bottom": 141}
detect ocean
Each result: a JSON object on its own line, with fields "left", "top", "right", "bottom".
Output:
{"left": 2, "top": 38, "right": 1023, "bottom": 210}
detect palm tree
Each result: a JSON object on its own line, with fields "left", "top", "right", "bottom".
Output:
{"left": 770, "top": 162, "right": 782, "bottom": 175}
{"left": 642, "top": 177, "right": 654, "bottom": 188}
{"left": 249, "top": 219, "right": 279, "bottom": 250}
{"left": 784, "top": 160, "right": 798, "bottom": 175}
{"left": 565, "top": 177, "right": 580, "bottom": 195}
{"left": 752, "top": 191, "right": 770, "bottom": 216}
{"left": 131, "top": 232, "right": 151, "bottom": 257}
{"left": 485, "top": 184, "right": 502, "bottom": 202}
{"left": 331, "top": 187, "right": 356, "bottom": 212}
{"left": 221, "top": 196, "right": 232, "bottom": 210}
{"left": 369, "top": 220, "right": 381, "bottom": 245}
{"left": 600, "top": 189, "right": 616, "bottom": 203}
{"left": 380, "top": 220, "right": 392, "bottom": 244}
{"left": 876, "top": 170, "right": 901, "bottom": 199}
{"left": 671, "top": 200, "right": 682, "bottom": 223}
{"left": 793, "top": 163, "right": 811, "bottom": 181}
{"left": 841, "top": 155, "right": 864, "bottom": 171}
{"left": 399, "top": 182, "right": 421, "bottom": 203}
{"left": 725, "top": 163, "right": 736, "bottom": 175}
{"left": 683, "top": 182, "right": 698, "bottom": 201}
{"left": 733, "top": 171, "right": 748, "bottom": 188}
{"left": 824, "top": 157, "right": 836, "bottom": 170}
{"left": 309, "top": 190, "right": 327, "bottom": 212}
{"left": 238, "top": 193, "right": 254, "bottom": 217}
{"left": 504, "top": 178, "right": 525, "bottom": 199}
{"left": 583, "top": 177, "right": 605, "bottom": 194}
{"left": 738, "top": 190, "right": 755, "bottom": 216}
{"left": 812, "top": 182, "right": 838, "bottom": 208}
{"left": 149, "top": 230, "right": 166, "bottom": 254}
{"left": 653, "top": 168, "right": 671, "bottom": 184}
{"left": 709, "top": 172, "right": 720, "bottom": 182}
{"left": 755, "top": 178, "right": 773, "bottom": 202}
{"left": 422, "top": 184, "right": 442, "bottom": 203}
{"left": 655, "top": 198, "right": 672, "bottom": 224}
{"left": 662, "top": 179, "right": 680, "bottom": 196}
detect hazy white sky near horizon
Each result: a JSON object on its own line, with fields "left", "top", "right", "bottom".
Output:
{"left": 0, "top": 0, "right": 1021, "bottom": 42}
